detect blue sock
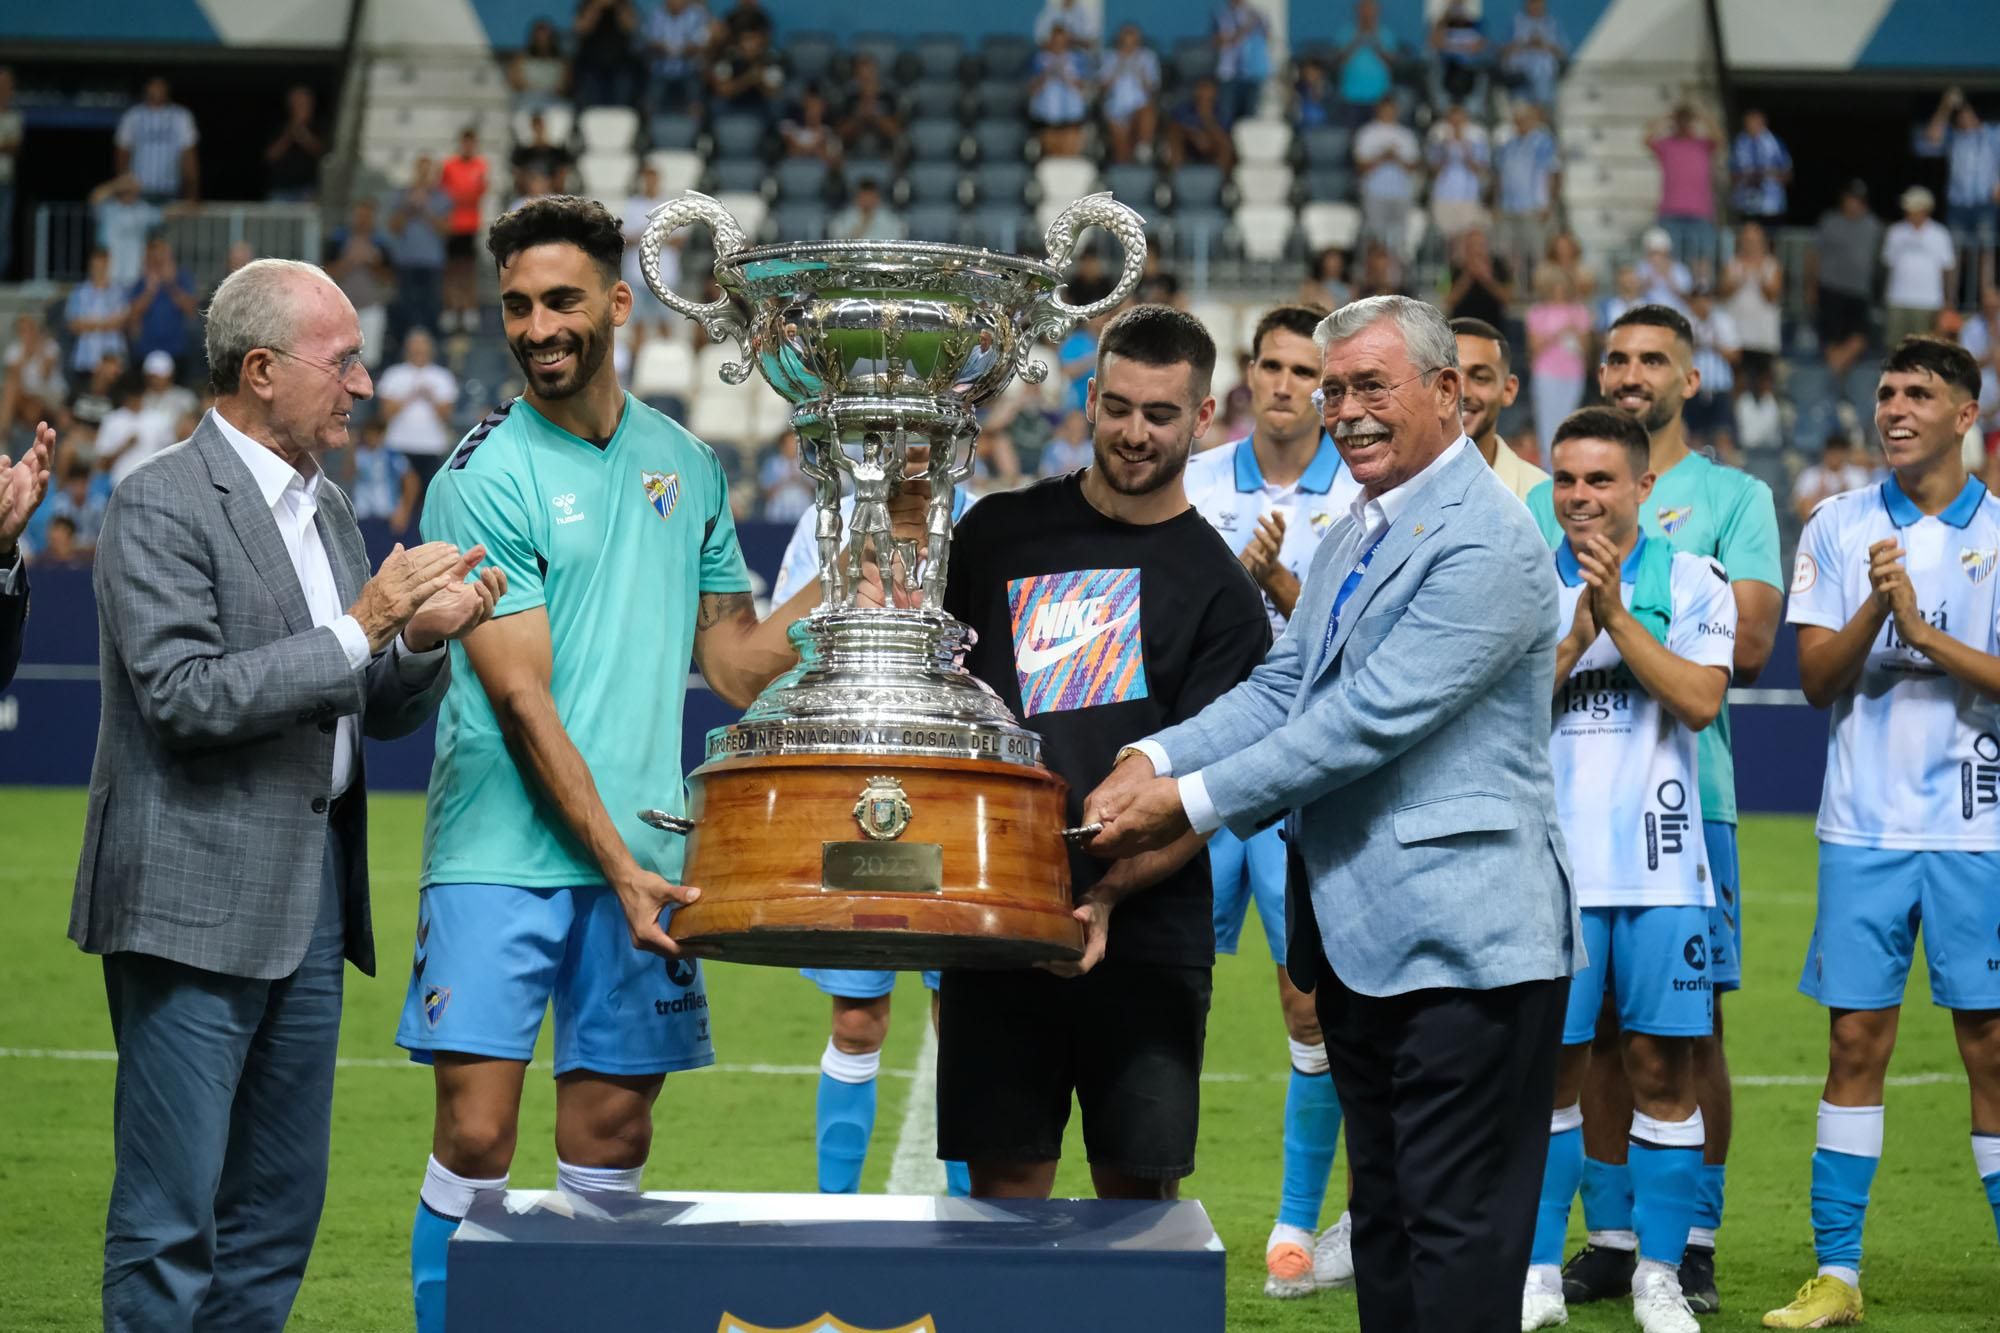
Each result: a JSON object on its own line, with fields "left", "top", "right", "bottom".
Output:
{"left": 1533, "top": 1109, "right": 1585, "bottom": 1268}
{"left": 816, "top": 1041, "right": 880, "bottom": 1194}
{"left": 945, "top": 1159, "right": 972, "bottom": 1197}
{"left": 1693, "top": 1162, "right": 1727, "bottom": 1235}
{"left": 1982, "top": 1170, "right": 2000, "bottom": 1244}
{"left": 1629, "top": 1110, "right": 1705, "bottom": 1265}
{"left": 1811, "top": 1102, "right": 1884, "bottom": 1273}
{"left": 413, "top": 1155, "right": 506, "bottom": 1333}
{"left": 1277, "top": 1051, "right": 1342, "bottom": 1232}
{"left": 1581, "top": 1156, "right": 1634, "bottom": 1235}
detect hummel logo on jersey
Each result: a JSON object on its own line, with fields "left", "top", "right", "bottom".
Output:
{"left": 1657, "top": 505, "right": 1694, "bottom": 535}
{"left": 1962, "top": 546, "right": 1997, "bottom": 585}
{"left": 552, "top": 491, "right": 587, "bottom": 525}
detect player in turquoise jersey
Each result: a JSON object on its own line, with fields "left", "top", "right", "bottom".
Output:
{"left": 394, "top": 198, "right": 873, "bottom": 1333}
{"left": 1524, "top": 305, "right": 1782, "bottom": 1314}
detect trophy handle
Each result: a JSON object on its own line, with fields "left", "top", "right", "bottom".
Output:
{"left": 1038, "top": 191, "right": 1149, "bottom": 326}
{"left": 640, "top": 808, "right": 695, "bottom": 835}
{"left": 640, "top": 191, "right": 755, "bottom": 384}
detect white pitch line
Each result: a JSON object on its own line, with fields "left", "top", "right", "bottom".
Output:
{"left": 883, "top": 1021, "right": 947, "bottom": 1195}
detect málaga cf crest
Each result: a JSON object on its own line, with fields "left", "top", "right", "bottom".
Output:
{"left": 1656, "top": 505, "right": 1694, "bottom": 536}
{"left": 719, "top": 1316, "right": 936, "bottom": 1333}
{"left": 643, "top": 470, "right": 680, "bottom": 521}
{"left": 1962, "top": 546, "right": 1997, "bottom": 585}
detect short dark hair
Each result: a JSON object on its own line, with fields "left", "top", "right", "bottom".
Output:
{"left": 486, "top": 194, "right": 624, "bottom": 281}
{"left": 1552, "top": 405, "right": 1651, "bottom": 479}
{"left": 1882, "top": 334, "right": 1981, "bottom": 400}
{"left": 1096, "top": 303, "right": 1218, "bottom": 393}
{"left": 1449, "top": 316, "right": 1511, "bottom": 371}
{"left": 1250, "top": 305, "right": 1323, "bottom": 361}
{"left": 1609, "top": 303, "right": 1694, "bottom": 350}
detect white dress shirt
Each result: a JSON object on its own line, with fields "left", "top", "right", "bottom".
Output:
{"left": 1137, "top": 435, "right": 1474, "bottom": 835}
{"left": 210, "top": 409, "right": 440, "bottom": 796}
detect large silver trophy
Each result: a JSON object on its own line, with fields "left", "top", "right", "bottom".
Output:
{"left": 637, "top": 190, "right": 1146, "bottom": 969}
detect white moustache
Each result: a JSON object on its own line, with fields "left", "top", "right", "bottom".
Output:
{"left": 1334, "top": 414, "right": 1393, "bottom": 440}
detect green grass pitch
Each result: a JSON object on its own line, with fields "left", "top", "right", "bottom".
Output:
{"left": 3, "top": 790, "right": 1995, "bottom": 1330}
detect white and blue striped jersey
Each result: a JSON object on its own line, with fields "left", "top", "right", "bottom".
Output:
{"left": 1787, "top": 475, "right": 2000, "bottom": 850}
{"left": 1183, "top": 434, "right": 1361, "bottom": 636}
{"left": 1552, "top": 539, "right": 1737, "bottom": 907}
{"left": 771, "top": 488, "right": 977, "bottom": 603}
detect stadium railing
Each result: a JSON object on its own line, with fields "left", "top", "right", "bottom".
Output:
{"left": 31, "top": 202, "right": 325, "bottom": 291}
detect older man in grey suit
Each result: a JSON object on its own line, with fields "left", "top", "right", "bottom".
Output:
{"left": 1086, "top": 295, "right": 1580, "bottom": 1333}
{"left": 69, "top": 257, "right": 505, "bottom": 1332}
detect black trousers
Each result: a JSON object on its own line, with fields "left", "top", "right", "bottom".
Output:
{"left": 1309, "top": 940, "right": 1568, "bottom": 1333}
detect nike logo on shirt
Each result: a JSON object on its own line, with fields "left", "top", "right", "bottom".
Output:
{"left": 1016, "top": 607, "right": 1138, "bottom": 674}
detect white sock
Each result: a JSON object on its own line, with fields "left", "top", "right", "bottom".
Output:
{"left": 1816, "top": 1101, "right": 1884, "bottom": 1157}
{"left": 1551, "top": 1103, "right": 1584, "bottom": 1135}
{"left": 556, "top": 1159, "right": 643, "bottom": 1195}
{"left": 420, "top": 1154, "right": 508, "bottom": 1221}
{"left": 1287, "top": 1037, "right": 1329, "bottom": 1076}
{"left": 1973, "top": 1133, "right": 2000, "bottom": 1179}
{"left": 1687, "top": 1225, "right": 1717, "bottom": 1249}
{"left": 1588, "top": 1228, "right": 1638, "bottom": 1251}
{"left": 1527, "top": 1263, "right": 1562, "bottom": 1293}
{"left": 821, "top": 1038, "right": 881, "bottom": 1084}
{"left": 1633, "top": 1256, "right": 1678, "bottom": 1291}
{"left": 1267, "top": 1221, "right": 1313, "bottom": 1252}
{"left": 1818, "top": 1264, "right": 1860, "bottom": 1289}
{"left": 1631, "top": 1107, "right": 1706, "bottom": 1149}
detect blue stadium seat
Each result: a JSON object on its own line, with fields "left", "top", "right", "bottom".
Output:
{"left": 973, "top": 160, "right": 1029, "bottom": 205}
{"left": 1300, "top": 126, "right": 1352, "bottom": 165}
{"left": 775, "top": 157, "right": 831, "bottom": 200}
{"left": 975, "top": 80, "right": 1026, "bottom": 120}
{"left": 851, "top": 33, "right": 903, "bottom": 80}
{"left": 773, "top": 202, "right": 829, "bottom": 240}
{"left": 909, "top": 81, "right": 964, "bottom": 122}
{"left": 905, "top": 161, "right": 964, "bottom": 204}
{"left": 1171, "top": 208, "right": 1229, "bottom": 259}
{"left": 964, "top": 209, "right": 1031, "bottom": 252}
{"left": 1103, "top": 163, "right": 1159, "bottom": 209}
{"left": 1303, "top": 165, "right": 1357, "bottom": 201}
{"left": 907, "top": 203, "right": 963, "bottom": 243}
{"left": 711, "top": 114, "right": 767, "bottom": 159}
{"left": 971, "top": 119, "right": 1027, "bottom": 162}
{"left": 908, "top": 118, "right": 964, "bottom": 162}
{"left": 649, "top": 113, "right": 699, "bottom": 151}
{"left": 785, "top": 32, "right": 840, "bottom": 83}
{"left": 841, "top": 157, "right": 896, "bottom": 194}
{"left": 709, "top": 158, "right": 767, "bottom": 194}
{"left": 1171, "top": 164, "right": 1225, "bottom": 209}
{"left": 913, "top": 34, "right": 965, "bottom": 82}
{"left": 979, "top": 34, "right": 1034, "bottom": 80}
{"left": 1171, "top": 38, "right": 1217, "bottom": 87}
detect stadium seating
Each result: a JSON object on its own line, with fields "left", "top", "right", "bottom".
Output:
{"left": 1232, "top": 118, "right": 1291, "bottom": 167}
{"left": 577, "top": 153, "right": 635, "bottom": 199}
{"left": 645, "top": 149, "right": 705, "bottom": 194}
{"left": 1035, "top": 157, "right": 1098, "bottom": 207}
{"left": 579, "top": 107, "right": 639, "bottom": 153}
{"left": 1237, "top": 204, "right": 1296, "bottom": 262}
{"left": 632, "top": 339, "right": 696, "bottom": 400}
{"left": 1301, "top": 201, "right": 1362, "bottom": 253}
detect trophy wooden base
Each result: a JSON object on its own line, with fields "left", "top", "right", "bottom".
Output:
{"left": 670, "top": 752, "right": 1085, "bottom": 969}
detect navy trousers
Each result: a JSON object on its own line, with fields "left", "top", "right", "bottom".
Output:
{"left": 101, "top": 826, "right": 348, "bottom": 1333}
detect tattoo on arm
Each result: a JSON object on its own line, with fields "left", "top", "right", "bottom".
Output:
{"left": 696, "top": 591, "right": 754, "bottom": 630}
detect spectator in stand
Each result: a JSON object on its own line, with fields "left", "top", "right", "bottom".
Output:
{"left": 641, "top": 1, "right": 707, "bottom": 116}
{"left": 1790, "top": 434, "right": 1876, "bottom": 522}
{"left": 1029, "top": 25, "right": 1093, "bottom": 159}
{"left": 0, "top": 68, "right": 19, "bottom": 280}
{"left": 1428, "top": 0, "right": 1489, "bottom": 111}
{"left": 1493, "top": 101, "right": 1561, "bottom": 278}
{"left": 573, "top": 0, "right": 640, "bottom": 108}
{"left": 1728, "top": 108, "right": 1791, "bottom": 228}
{"left": 347, "top": 416, "right": 422, "bottom": 531}
{"left": 139, "top": 349, "right": 195, "bottom": 425}
{"left": 1720, "top": 220, "right": 1783, "bottom": 386}
{"left": 758, "top": 430, "right": 813, "bottom": 521}
{"left": 1961, "top": 285, "right": 2000, "bottom": 364}
{"left": 65, "top": 349, "right": 125, "bottom": 456}
{"left": 1, "top": 315, "right": 65, "bottom": 444}
{"left": 1355, "top": 97, "right": 1422, "bottom": 260}
{"left": 123, "top": 235, "right": 197, "bottom": 374}
{"left": 1056, "top": 311, "right": 1106, "bottom": 414}
{"left": 1298, "top": 246, "right": 1352, "bottom": 311}
{"left": 1525, "top": 263, "right": 1592, "bottom": 452}
{"left": 38, "top": 514, "right": 85, "bottom": 565}
{"left": 1427, "top": 101, "right": 1490, "bottom": 244}
{"left": 1355, "top": 237, "right": 1405, "bottom": 297}
{"left": 1038, "top": 408, "right": 1093, "bottom": 476}
{"left": 66, "top": 249, "right": 129, "bottom": 377}
{"left": 115, "top": 77, "right": 199, "bottom": 203}
{"left": 837, "top": 55, "right": 904, "bottom": 161}
{"left": 779, "top": 86, "right": 841, "bottom": 165}
{"left": 622, "top": 163, "right": 679, "bottom": 343}
{"left": 1100, "top": 24, "right": 1161, "bottom": 166}
{"left": 89, "top": 174, "right": 161, "bottom": 290}
{"left": 376, "top": 328, "right": 459, "bottom": 484}
{"left": 264, "top": 85, "right": 324, "bottom": 203}
{"left": 830, "top": 179, "right": 906, "bottom": 242}
{"left": 1500, "top": 0, "right": 1567, "bottom": 108}
{"left": 510, "top": 113, "right": 577, "bottom": 196}
{"left": 1333, "top": 0, "right": 1401, "bottom": 131}
{"left": 1637, "top": 225, "right": 1693, "bottom": 312}
{"left": 35, "top": 462, "right": 106, "bottom": 559}
{"left": 390, "top": 156, "right": 451, "bottom": 346}
{"left": 326, "top": 198, "right": 395, "bottom": 370}
{"left": 1734, "top": 364, "right": 1787, "bottom": 474}
{"left": 439, "top": 130, "right": 490, "bottom": 333}
{"left": 1645, "top": 101, "right": 1721, "bottom": 269}
{"left": 1035, "top": 0, "right": 1100, "bottom": 50}
{"left": 95, "top": 375, "right": 173, "bottom": 489}
{"left": 710, "top": 23, "right": 785, "bottom": 123}
{"left": 708, "top": 0, "right": 772, "bottom": 55}
{"left": 1598, "top": 261, "right": 1644, "bottom": 332}
{"left": 1542, "top": 229, "right": 1598, "bottom": 301}
{"left": 1165, "top": 77, "right": 1235, "bottom": 172}
{"left": 1918, "top": 87, "right": 2000, "bottom": 263}
{"left": 1213, "top": 0, "right": 1272, "bottom": 126}
{"left": 984, "top": 374, "right": 1058, "bottom": 474}
{"left": 1882, "top": 185, "right": 1958, "bottom": 347}
{"left": 509, "top": 20, "right": 573, "bottom": 114}
{"left": 1446, "top": 227, "right": 1511, "bottom": 326}
{"left": 1293, "top": 57, "right": 1337, "bottom": 131}
{"left": 1685, "top": 283, "right": 1740, "bottom": 457}
{"left": 1807, "top": 180, "right": 1882, "bottom": 377}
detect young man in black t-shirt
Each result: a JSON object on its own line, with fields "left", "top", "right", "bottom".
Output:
{"left": 937, "top": 305, "right": 1273, "bottom": 1200}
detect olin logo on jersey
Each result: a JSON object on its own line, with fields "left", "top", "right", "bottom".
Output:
{"left": 1645, "top": 778, "right": 1691, "bottom": 869}
{"left": 1007, "top": 567, "right": 1149, "bottom": 716}
{"left": 1965, "top": 733, "right": 2000, "bottom": 820}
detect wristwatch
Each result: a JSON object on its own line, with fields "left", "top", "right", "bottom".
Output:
{"left": 1114, "top": 745, "right": 1149, "bottom": 768}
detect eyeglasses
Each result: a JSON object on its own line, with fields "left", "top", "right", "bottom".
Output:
{"left": 1311, "top": 366, "right": 1442, "bottom": 416}
{"left": 270, "top": 347, "right": 368, "bottom": 381}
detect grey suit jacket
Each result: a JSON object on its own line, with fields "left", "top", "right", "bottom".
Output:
{"left": 69, "top": 415, "right": 448, "bottom": 980}
{"left": 1147, "top": 444, "right": 1580, "bottom": 997}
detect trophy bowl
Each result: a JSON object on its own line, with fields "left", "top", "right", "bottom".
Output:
{"left": 637, "top": 191, "right": 1146, "bottom": 969}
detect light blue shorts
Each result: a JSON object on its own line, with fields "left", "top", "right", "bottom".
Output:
{"left": 1564, "top": 904, "right": 1716, "bottom": 1044}
{"left": 395, "top": 883, "right": 715, "bottom": 1077}
{"left": 801, "top": 969, "right": 941, "bottom": 999}
{"left": 1210, "top": 824, "right": 1288, "bottom": 964}
{"left": 1801, "top": 844, "right": 2000, "bottom": 1012}
{"left": 1704, "top": 820, "right": 1743, "bottom": 993}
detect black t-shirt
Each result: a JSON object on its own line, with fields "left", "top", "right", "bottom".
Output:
{"left": 1448, "top": 256, "right": 1512, "bottom": 327}
{"left": 268, "top": 120, "right": 322, "bottom": 193}
{"left": 942, "top": 472, "right": 1272, "bottom": 967}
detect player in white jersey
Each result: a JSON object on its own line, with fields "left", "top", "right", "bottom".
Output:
{"left": 773, "top": 487, "right": 975, "bottom": 1198}
{"left": 1181, "top": 305, "right": 1363, "bottom": 1298}
{"left": 1767, "top": 337, "right": 2000, "bottom": 1329}
{"left": 1525, "top": 407, "right": 1735, "bottom": 1333}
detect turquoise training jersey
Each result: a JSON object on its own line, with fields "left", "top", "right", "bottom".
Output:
{"left": 418, "top": 394, "right": 751, "bottom": 888}
{"left": 1526, "top": 449, "right": 1781, "bottom": 824}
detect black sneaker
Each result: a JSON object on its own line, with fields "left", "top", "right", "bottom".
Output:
{"left": 1560, "top": 1243, "right": 1636, "bottom": 1305}
{"left": 1679, "top": 1244, "right": 1719, "bottom": 1314}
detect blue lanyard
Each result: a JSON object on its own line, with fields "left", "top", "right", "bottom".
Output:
{"left": 1318, "top": 532, "right": 1386, "bottom": 668}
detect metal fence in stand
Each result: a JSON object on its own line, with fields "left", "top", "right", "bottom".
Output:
{"left": 31, "top": 202, "right": 324, "bottom": 292}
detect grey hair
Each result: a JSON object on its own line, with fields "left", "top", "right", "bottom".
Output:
{"left": 205, "top": 257, "right": 337, "bottom": 395}
{"left": 1312, "top": 295, "right": 1460, "bottom": 378}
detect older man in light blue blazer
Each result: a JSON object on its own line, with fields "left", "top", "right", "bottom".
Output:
{"left": 1084, "top": 295, "right": 1580, "bottom": 1333}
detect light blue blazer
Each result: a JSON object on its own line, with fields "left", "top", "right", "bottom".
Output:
{"left": 1147, "top": 444, "right": 1580, "bottom": 997}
